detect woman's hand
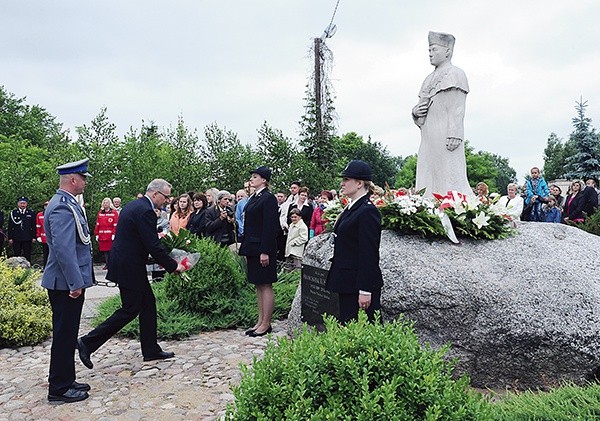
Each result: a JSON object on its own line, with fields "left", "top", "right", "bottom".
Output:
{"left": 358, "top": 294, "right": 371, "bottom": 310}
{"left": 259, "top": 253, "right": 269, "bottom": 267}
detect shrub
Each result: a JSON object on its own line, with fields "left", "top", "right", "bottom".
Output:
{"left": 226, "top": 313, "right": 492, "bottom": 420}
{"left": 578, "top": 210, "right": 600, "bottom": 236}
{"left": 490, "top": 382, "right": 600, "bottom": 420}
{"left": 93, "top": 252, "right": 300, "bottom": 339}
{"left": 164, "top": 237, "right": 249, "bottom": 327}
{"left": 0, "top": 261, "right": 52, "bottom": 347}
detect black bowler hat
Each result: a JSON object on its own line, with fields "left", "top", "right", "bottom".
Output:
{"left": 249, "top": 166, "right": 272, "bottom": 182}
{"left": 340, "top": 160, "right": 373, "bottom": 181}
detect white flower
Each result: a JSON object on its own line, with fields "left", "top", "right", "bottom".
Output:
{"left": 453, "top": 201, "right": 467, "bottom": 215}
{"left": 465, "top": 195, "right": 482, "bottom": 211}
{"left": 472, "top": 211, "right": 490, "bottom": 229}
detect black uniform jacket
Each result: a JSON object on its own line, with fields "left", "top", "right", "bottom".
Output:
{"left": 239, "top": 189, "right": 279, "bottom": 257}
{"left": 7, "top": 208, "right": 36, "bottom": 241}
{"left": 107, "top": 197, "right": 177, "bottom": 290}
{"left": 326, "top": 194, "right": 383, "bottom": 294}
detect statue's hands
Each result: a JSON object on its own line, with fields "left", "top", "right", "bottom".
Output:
{"left": 446, "top": 137, "right": 462, "bottom": 151}
{"left": 412, "top": 103, "right": 429, "bottom": 118}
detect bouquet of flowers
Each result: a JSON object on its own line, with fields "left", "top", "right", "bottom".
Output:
{"left": 323, "top": 197, "right": 349, "bottom": 230}
{"left": 160, "top": 228, "right": 201, "bottom": 283}
{"left": 379, "top": 190, "right": 447, "bottom": 238}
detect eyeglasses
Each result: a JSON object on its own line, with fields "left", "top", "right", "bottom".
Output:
{"left": 156, "top": 191, "right": 170, "bottom": 199}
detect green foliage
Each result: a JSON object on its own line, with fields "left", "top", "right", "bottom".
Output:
{"left": 227, "top": 313, "right": 492, "bottom": 420}
{"left": 543, "top": 132, "right": 567, "bottom": 181}
{"left": 0, "top": 260, "right": 52, "bottom": 347}
{"left": 395, "top": 154, "right": 418, "bottom": 189}
{"left": 379, "top": 201, "right": 446, "bottom": 238}
{"left": 394, "top": 144, "right": 516, "bottom": 194}
{"left": 564, "top": 99, "right": 600, "bottom": 181}
{"left": 94, "top": 250, "right": 300, "bottom": 338}
{"left": 164, "top": 237, "right": 248, "bottom": 327}
{"left": 577, "top": 210, "right": 600, "bottom": 236}
{"left": 490, "top": 382, "right": 600, "bottom": 420}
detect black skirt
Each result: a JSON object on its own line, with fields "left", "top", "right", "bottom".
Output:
{"left": 246, "top": 255, "right": 277, "bottom": 285}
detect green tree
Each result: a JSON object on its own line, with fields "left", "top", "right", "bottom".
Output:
{"left": 395, "top": 155, "right": 417, "bottom": 189}
{"left": 0, "top": 85, "right": 67, "bottom": 153}
{"left": 200, "top": 123, "right": 259, "bottom": 193}
{"left": 255, "top": 122, "right": 308, "bottom": 192}
{"left": 543, "top": 132, "right": 567, "bottom": 180}
{"left": 564, "top": 99, "right": 600, "bottom": 180}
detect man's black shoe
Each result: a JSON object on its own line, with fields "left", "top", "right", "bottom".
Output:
{"left": 71, "top": 381, "right": 91, "bottom": 392}
{"left": 143, "top": 351, "right": 175, "bottom": 362}
{"left": 48, "top": 388, "right": 89, "bottom": 403}
{"left": 77, "top": 338, "right": 93, "bottom": 369}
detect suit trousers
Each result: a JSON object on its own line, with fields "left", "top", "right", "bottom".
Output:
{"left": 81, "top": 282, "right": 162, "bottom": 357}
{"left": 337, "top": 289, "right": 382, "bottom": 325}
{"left": 47, "top": 289, "right": 85, "bottom": 395}
{"left": 12, "top": 240, "right": 32, "bottom": 263}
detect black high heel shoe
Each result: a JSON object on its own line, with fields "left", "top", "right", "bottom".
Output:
{"left": 244, "top": 328, "right": 256, "bottom": 336}
{"left": 248, "top": 326, "right": 272, "bottom": 337}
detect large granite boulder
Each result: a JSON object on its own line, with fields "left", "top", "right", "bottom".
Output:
{"left": 288, "top": 222, "right": 600, "bottom": 389}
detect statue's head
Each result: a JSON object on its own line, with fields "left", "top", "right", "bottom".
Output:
{"left": 428, "top": 31, "right": 455, "bottom": 65}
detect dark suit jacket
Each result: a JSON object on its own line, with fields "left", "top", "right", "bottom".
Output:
{"left": 326, "top": 194, "right": 383, "bottom": 294}
{"left": 204, "top": 206, "right": 235, "bottom": 245}
{"left": 107, "top": 196, "right": 177, "bottom": 290}
{"left": 239, "top": 189, "right": 279, "bottom": 257}
{"left": 582, "top": 186, "right": 599, "bottom": 216}
{"left": 563, "top": 192, "right": 586, "bottom": 221}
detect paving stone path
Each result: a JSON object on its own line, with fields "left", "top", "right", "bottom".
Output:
{"left": 0, "top": 267, "right": 285, "bottom": 421}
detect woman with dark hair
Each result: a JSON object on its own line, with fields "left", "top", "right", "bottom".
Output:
{"left": 287, "top": 187, "right": 313, "bottom": 228}
{"left": 563, "top": 180, "right": 586, "bottom": 223}
{"left": 326, "top": 160, "right": 383, "bottom": 324}
{"left": 549, "top": 184, "right": 565, "bottom": 211}
{"left": 239, "top": 166, "right": 279, "bottom": 337}
{"left": 187, "top": 193, "right": 208, "bottom": 237}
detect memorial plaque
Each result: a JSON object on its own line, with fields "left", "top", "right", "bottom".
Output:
{"left": 301, "top": 265, "right": 338, "bottom": 330}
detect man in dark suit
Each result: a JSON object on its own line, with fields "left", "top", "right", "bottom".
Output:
{"left": 78, "top": 179, "right": 184, "bottom": 368}
{"left": 42, "top": 158, "right": 94, "bottom": 403}
{"left": 7, "top": 196, "right": 36, "bottom": 262}
{"left": 326, "top": 160, "right": 383, "bottom": 324}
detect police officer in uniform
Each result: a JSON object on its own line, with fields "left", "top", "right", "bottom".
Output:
{"left": 41, "top": 158, "right": 94, "bottom": 403}
{"left": 7, "top": 196, "right": 36, "bottom": 262}
{"left": 326, "top": 160, "right": 383, "bottom": 324}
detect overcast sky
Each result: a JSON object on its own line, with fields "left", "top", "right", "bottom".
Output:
{"left": 2, "top": 0, "right": 599, "bottom": 182}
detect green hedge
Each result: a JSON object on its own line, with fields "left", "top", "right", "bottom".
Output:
{"left": 93, "top": 240, "right": 300, "bottom": 339}
{"left": 227, "top": 313, "right": 492, "bottom": 420}
{"left": 0, "top": 261, "right": 52, "bottom": 347}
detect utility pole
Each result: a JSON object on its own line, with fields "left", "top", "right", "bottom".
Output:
{"left": 314, "top": 37, "right": 323, "bottom": 145}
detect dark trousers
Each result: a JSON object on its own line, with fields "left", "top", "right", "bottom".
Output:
{"left": 12, "top": 240, "right": 32, "bottom": 262}
{"left": 81, "top": 282, "right": 161, "bottom": 357}
{"left": 338, "top": 289, "right": 382, "bottom": 325}
{"left": 47, "top": 289, "right": 85, "bottom": 395}
{"left": 276, "top": 230, "right": 286, "bottom": 261}
{"left": 42, "top": 243, "right": 49, "bottom": 267}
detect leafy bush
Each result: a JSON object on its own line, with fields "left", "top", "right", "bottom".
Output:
{"left": 0, "top": 261, "right": 52, "bottom": 347}
{"left": 578, "top": 210, "right": 600, "bottom": 236}
{"left": 93, "top": 252, "right": 300, "bottom": 339}
{"left": 226, "top": 313, "right": 492, "bottom": 420}
{"left": 490, "top": 382, "right": 600, "bottom": 420}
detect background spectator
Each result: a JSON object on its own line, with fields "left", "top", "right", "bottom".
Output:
{"left": 497, "top": 183, "right": 523, "bottom": 221}
{"left": 288, "top": 187, "right": 313, "bottom": 228}
{"left": 187, "top": 193, "right": 208, "bottom": 237}
{"left": 205, "top": 190, "right": 235, "bottom": 247}
{"left": 285, "top": 208, "right": 308, "bottom": 269}
{"left": 95, "top": 197, "right": 119, "bottom": 270}
{"left": 170, "top": 194, "right": 192, "bottom": 235}
{"left": 542, "top": 196, "right": 562, "bottom": 223}
{"left": 36, "top": 201, "right": 49, "bottom": 267}
{"left": 549, "top": 184, "right": 565, "bottom": 211}
{"left": 7, "top": 196, "right": 36, "bottom": 262}
{"left": 563, "top": 180, "right": 586, "bottom": 223}
{"left": 310, "top": 190, "right": 333, "bottom": 238}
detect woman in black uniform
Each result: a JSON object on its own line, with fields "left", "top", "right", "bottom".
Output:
{"left": 326, "top": 160, "right": 383, "bottom": 324}
{"left": 239, "top": 166, "right": 279, "bottom": 336}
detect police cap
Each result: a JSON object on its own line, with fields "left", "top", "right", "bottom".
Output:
{"left": 56, "top": 158, "right": 92, "bottom": 177}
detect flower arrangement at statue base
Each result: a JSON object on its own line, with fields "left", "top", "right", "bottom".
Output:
{"left": 325, "top": 190, "right": 515, "bottom": 242}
